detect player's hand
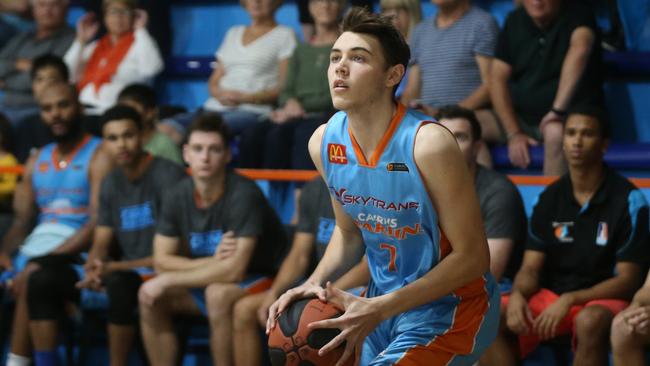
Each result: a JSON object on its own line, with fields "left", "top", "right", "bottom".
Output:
{"left": 215, "top": 231, "right": 236, "bottom": 260}
{"left": 266, "top": 281, "right": 327, "bottom": 334}
{"left": 76, "top": 259, "right": 105, "bottom": 290}
{"left": 506, "top": 291, "right": 534, "bottom": 335}
{"left": 138, "top": 273, "right": 170, "bottom": 306}
{"left": 533, "top": 293, "right": 573, "bottom": 340}
{"left": 309, "top": 282, "right": 380, "bottom": 366}
{"left": 624, "top": 305, "right": 650, "bottom": 335}
{"left": 507, "top": 132, "right": 538, "bottom": 169}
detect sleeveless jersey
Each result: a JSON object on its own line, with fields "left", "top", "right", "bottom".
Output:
{"left": 321, "top": 103, "right": 490, "bottom": 299}
{"left": 32, "top": 135, "right": 102, "bottom": 229}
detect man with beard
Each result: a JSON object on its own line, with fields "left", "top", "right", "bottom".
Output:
{"left": 0, "top": 82, "right": 112, "bottom": 366}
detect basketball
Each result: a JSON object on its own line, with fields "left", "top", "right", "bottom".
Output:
{"left": 268, "top": 297, "right": 354, "bottom": 366}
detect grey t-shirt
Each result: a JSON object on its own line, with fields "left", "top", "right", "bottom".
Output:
{"left": 0, "top": 26, "right": 75, "bottom": 106}
{"left": 296, "top": 177, "right": 335, "bottom": 272}
{"left": 98, "top": 157, "right": 186, "bottom": 261}
{"left": 475, "top": 165, "right": 527, "bottom": 280}
{"left": 157, "top": 171, "right": 288, "bottom": 276}
{"left": 409, "top": 7, "right": 498, "bottom": 107}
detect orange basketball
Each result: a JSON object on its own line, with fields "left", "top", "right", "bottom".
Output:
{"left": 268, "top": 298, "right": 355, "bottom": 366}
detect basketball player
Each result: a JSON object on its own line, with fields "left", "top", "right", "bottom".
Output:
{"left": 268, "top": 7, "right": 499, "bottom": 365}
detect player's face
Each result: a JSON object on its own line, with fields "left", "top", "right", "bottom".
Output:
{"left": 39, "top": 84, "right": 81, "bottom": 138}
{"left": 328, "top": 32, "right": 400, "bottom": 111}
{"left": 32, "top": 66, "right": 65, "bottom": 101}
{"left": 438, "top": 117, "right": 477, "bottom": 167}
{"left": 102, "top": 119, "right": 142, "bottom": 166}
{"left": 184, "top": 131, "right": 231, "bottom": 180}
{"left": 563, "top": 114, "right": 607, "bottom": 168}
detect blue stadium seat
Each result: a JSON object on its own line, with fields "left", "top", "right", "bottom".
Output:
{"left": 617, "top": 0, "right": 650, "bottom": 51}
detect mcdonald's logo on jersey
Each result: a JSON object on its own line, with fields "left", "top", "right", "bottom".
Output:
{"left": 328, "top": 143, "right": 348, "bottom": 165}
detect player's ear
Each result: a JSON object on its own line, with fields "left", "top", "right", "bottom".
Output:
{"left": 385, "top": 63, "right": 405, "bottom": 89}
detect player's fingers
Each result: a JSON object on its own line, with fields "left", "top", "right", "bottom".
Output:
{"left": 308, "top": 317, "right": 342, "bottom": 330}
{"left": 318, "top": 331, "right": 347, "bottom": 356}
{"left": 335, "top": 341, "right": 355, "bottom": 366}
{"left": 528, "top": 137, "right": 540, "bottom": 146}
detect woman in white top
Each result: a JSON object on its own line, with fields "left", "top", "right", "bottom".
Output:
{"left": 202, "top": 0, "right": 297, "bottom": 134}
{"left": 64, "top": 0, "right": 164, "bottom": 115}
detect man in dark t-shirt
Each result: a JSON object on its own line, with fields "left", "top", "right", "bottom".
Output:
{"left": 138, "top": 115, "right": 288, "bottom": 366}
{"left": 79, "top": 105, "right": 185, "bottom": 366}
{"left": 229, "top": 177, "right": 337, "bottom": 365}
{"left": 482, "top": 108, "right": 650, "bottom": 366}
{"left": 491, "top": 0, "right": 603, "bottom": 176}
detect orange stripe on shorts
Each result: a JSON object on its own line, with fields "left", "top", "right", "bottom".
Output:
{"left": 246, "top": 277, "right": 274, "bottom": 295}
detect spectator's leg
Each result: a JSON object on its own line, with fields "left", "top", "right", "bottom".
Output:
{"left": 27, "top": 263, "right": 78, "bottom": 365}
{"left": 573, "top": 305, "right": 613, "bottom": 366}
{"left": 104, "top": 271, "right": 143, "bottom": 366}
{"left": 8, "top": 262, "right": 42, "bottom": 363}
{"left": 205, "top": 283, "right": 247, "bottom": 366}
{"left": 233, "top": 292, "right": 266, "bottom": 366}
{"left": 611, "top": 309, "right": 650, "bottom": 366}
{"left": 478, "top": 305, "right": 518, "bottom": 366}
{"left": 139, "top": 288, "right": 200, "bottom": 366}
{"left": 541, "top": 121, "right": 566, "bottom": 176}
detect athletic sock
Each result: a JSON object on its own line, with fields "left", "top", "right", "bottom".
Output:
{"left": 33, "top": 350, "right": 59, "bottom": 366}
{"left": 6, "top": 353, "right": 31, "bottom": 366}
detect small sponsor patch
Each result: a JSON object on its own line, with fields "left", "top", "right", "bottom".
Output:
{"left": 387, "top": 163, "right": 409, "bottom": 172}
{"left": 38, "top": 162, "right": 49, "bottom": 173}
{"left": 328, "top": 143, "right": 348, "bottom": 165}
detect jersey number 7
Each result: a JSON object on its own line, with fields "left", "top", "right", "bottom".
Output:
{"left": 379, "top": 243, "right": 397, "bottom": 272}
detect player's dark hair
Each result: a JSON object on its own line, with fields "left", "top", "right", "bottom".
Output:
{"left": 100, "top": 105, "right": 143, "bottom": 131}
{"left": 186, "top": 114, "right": 232, "bottom": 145}
{"left": 341, "top": 6, "right": 410, "bottom": 73}
{"left": 117, "top": 83, "right": 157, "bottom": 110}
{"left": 434, "top": 105, "right": 482, "bottom": 141}
{"left": 31, "top": 54, "right": 69, "bottom": 81}
{"left": 566, "top": 104, "right": 611, "bottom": 139}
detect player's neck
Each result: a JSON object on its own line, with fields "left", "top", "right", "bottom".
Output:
{"left": 122, "top": 151, "right": 151, "bottom": 182}
{"left": 569, "top": 162, "right": 605, "bottom": 204}
{"left": 193, "top": 173, "right": 226, "bottom": 208}
{"left": 346, "top": 100, "right": 397, "bottom": 159}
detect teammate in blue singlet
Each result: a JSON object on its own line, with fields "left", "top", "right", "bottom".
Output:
{"left": 268, "top": 8, "right": 499, "bottom": 366}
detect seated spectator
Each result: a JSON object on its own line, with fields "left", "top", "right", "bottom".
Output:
{"left": 297, "top": 0, "right": 370, "bottom": 40}
{"left": 13, "top": 54, "right": 68, "bottom": 163}
{"left": 231, "top": 176, "right": 347, "bottom": 365}
{"left": 435, "top": 105, "right": 526, "bottom": 284}
{"left": 0, "top": 114, "right": 17, "bottom": 236}
{"left": 481, "top": 108, "right": 649, "bottom": 366}
{"left": 611, "top": 269, "right": 650, "bottom": 366}
{"left": 0, "top": 82, "right": 111, "bottom": 366}
{"left": 0, "top": 0, "right": 30, "bottom": 46}
{"left": 0, "top": 0, "right": 75, "bottom": 125}
{"left": 490, "top": 0, "right": 603, "bottom": 175}
{"left": 238, "top": 0, "right": 343, "bottom": 170}
{"left": 64, "top": 0, "right": 164, "bottom": 115}
{"left": 400, "top": 0, "right": 498, "bottom": 166}
{"left": 162, "top": 0, "right": 297, "bottom": 137}
{"left": 138, "top": 115, "right": 288, "bottom": 366}
{"left": 117, "top": 84, "right": 183, "bottom": 164}
{"left": 380, "top": 0, "right": 421, "bottom": 97}
{"left": 71, "top": 106, "right": 186, "bottom": 366}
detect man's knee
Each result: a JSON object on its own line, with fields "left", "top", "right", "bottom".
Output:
{"left": 233, "top": 295, "right": 260, "bottom": 331}
{"left": 205, "top": 284, "right": 242, "bottom": 321}
{"left": 105, "top": 271, "right": 142, "bottom": 325}
{"left": 575, "top": 305, "right": 613, "bottom": 344}
{"left": 27, "top": 267, "right": 74, "bottom": 320}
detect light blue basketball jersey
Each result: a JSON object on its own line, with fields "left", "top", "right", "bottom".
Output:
{"left": 321, "top": 103, "right": 491, "bottom": 299}
{"left": 32, "top": 135, "right": 102, "bottom": 229}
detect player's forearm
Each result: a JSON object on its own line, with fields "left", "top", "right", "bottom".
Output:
{"left": 512, "top": 267, "right": 541, "bottom": 299}
{"left": 567, "top": 273, "right": 640, "bottom": 306}
{"left": 163, "top": 257, "right": 245, "bottom": 288}
{"left": 154, "top": 254, "right": 212, "bottom": 273}
{"left": 333, "top": 257, "right": 370, "bottom": 290}
{"left": 374, "top": 249, "right": 488, "bottom": 320}
{"left": 108, "top": 257, "right": 153, "bottom": 272}
{"left": 51, "top": 221, "right": 94, "bottom": 255}
{"left": 307, "top": 228, "right": 364, "bottom": 286}
{"left": 1, "top": 221, "right": 29, "bottom": 255}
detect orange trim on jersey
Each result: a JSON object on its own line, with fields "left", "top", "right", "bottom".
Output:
{"left": 51, "top": 134, "right": 92, "bottom": 171}
{"left": 348, "top": 103, "right": 406, "bottom": 168}
{"left": 245, "top": 277, "right": 273, "bottom": 295}
{"left": 41, "top": 206, "right": 89, "bottom": 215}
{"left": 396, "top": 279, "right": 489, "bottom": 365}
